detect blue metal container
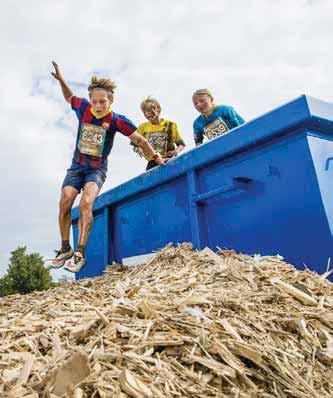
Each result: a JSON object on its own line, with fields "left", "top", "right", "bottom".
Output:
{"left": 72, "top": 95, "right": 333, "bottom": 279}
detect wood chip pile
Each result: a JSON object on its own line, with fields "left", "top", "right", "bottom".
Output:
{"left": 0, "top": 243, "right": 332, "bottom": 398}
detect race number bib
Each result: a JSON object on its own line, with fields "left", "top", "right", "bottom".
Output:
{"left": 204, "top": 117, "right": 229, "bottom": 140}
{"left": 147, "top": 131, "right": 168, "bottom": 154}
{"left": 78, "top": 123, "right": 106, "bottom": 157}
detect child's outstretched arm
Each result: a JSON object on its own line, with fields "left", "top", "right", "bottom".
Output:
{"left": 51, "top": 62, "right": 74, "bottom": 104}
{"left": 129, "top": 133, "right": 165, "bottom": 166}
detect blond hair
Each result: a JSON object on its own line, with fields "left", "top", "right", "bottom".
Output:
{"left": 192, "top": 88, "right": 214, "bottom": 101}
{"left": 140, "top": 96, "right": 161, "bottom": 113}
{"left": 88, "top": 76, "right": 117, "bottom": 101}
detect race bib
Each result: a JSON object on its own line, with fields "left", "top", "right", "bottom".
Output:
{"left": 147, "top": 131, "right": 168, "bottom": 154}
{"left": 204, "top": 117, "right": 229, "bottom": 140}
{"left": 78, "top": 123, "right": 106, "bottom": 157}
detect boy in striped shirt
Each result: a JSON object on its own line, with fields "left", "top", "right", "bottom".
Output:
{"left": 50, "top": 62, "right": 164, "bottom": 272}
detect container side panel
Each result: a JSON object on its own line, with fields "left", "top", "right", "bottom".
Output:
{"left": 112, "top": 176, "right": 191, "bottom": 262}
{"left": 197, "top": 132, "right": 333, "bottom": 274}
{"left": 308, "top": 133, "right": 333, "bottom": 236}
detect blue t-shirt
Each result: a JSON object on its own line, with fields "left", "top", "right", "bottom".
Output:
{"left": 193, "top": 105, "right": 245, "bottom": 145}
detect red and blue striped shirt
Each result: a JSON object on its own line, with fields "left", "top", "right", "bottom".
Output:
{"left": 71, "top": 96, "right": 137, "bottom": 170}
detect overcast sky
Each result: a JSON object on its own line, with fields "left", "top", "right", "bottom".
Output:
{"left": 0, "top": 0, "right": 332, "bottom": 278}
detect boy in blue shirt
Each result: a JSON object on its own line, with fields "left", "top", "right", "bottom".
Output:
{"left": 192, "top": 89, "right": 245, "bottom": 146}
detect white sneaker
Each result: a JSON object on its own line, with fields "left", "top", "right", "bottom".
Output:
{"left": 64, "top": 253, "right": 86, "bottom": 273}
{"left": 49, "top": 248, "right": 74, "bottom": 269}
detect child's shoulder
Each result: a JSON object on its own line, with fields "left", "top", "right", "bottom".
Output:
{"left": 71, "top": 96, "right": 90, "bottom": 109}
{"left": 193, "top": 114, "right": 204, "bottom": 127}
{"left": 215, "top": 104, "right": 234, "bottom": 114}
{"left": 111, "top": 110, "right": 123, "bottom": 119}
{"left": 161, "top": 118, "right": 177, "bottom": 127}
{"left": 137, "top": 120, "right": 152, "bottom": 129}
{"left": 111, "top": 110, "right": 132, "bottom": 121}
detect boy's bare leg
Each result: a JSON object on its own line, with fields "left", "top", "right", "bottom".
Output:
{"left": 50, "top": 186, "right": 78, "bottom": 268}
{"left": 77, "top": 182, "right": 99, "bottom": 255}
{"left": 59, "top": 186, "right": 79, "bottom": 242}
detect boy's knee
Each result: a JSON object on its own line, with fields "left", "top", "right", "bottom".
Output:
{"left": 79, "top": 196, "right": 93, "bottom": 212}
{"left": 59, "top": 195, "right": 73, "bottom": 213}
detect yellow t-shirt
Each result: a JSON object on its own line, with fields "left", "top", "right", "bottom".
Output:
{"left": 136, "top": 119, "right": 185, "bottom": 161}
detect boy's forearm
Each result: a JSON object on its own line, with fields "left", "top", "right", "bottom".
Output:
{"left": 136, "top": 136, "right": 156, "bottom": 157}
{"left": 129, "top": 133, "right": 164, "bottom": 165}
{"left": 58, "top": 78, "right": 74, "bottom": 103}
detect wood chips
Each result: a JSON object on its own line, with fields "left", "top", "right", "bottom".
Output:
{"left": 0, "top": 243, "right": 332, "bottom": 397}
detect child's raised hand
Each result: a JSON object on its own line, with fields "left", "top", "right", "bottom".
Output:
{"left": 51, "top": 61, "right": 63, "bottom": 81}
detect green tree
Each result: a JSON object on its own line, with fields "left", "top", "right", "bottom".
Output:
{"left": 0, "top": 274, "right": 15, "bottom": 297}
{"left": 0, "top": 246, "right": 53, "bottom": 297}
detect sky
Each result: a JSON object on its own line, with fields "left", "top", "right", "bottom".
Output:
{"left": 0, "top": 0, "right": 332, "bottom": 278}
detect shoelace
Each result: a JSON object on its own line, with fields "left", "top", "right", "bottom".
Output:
{"left": 44, "top": 250, "right": 62, "bottom": 262}
{"left": 73, "top": 254, "right": 84, "bottom": 265}
{"left": 54, "top": 249, "right": 62, "bottom": 258}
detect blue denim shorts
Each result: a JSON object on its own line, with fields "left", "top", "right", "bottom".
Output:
{"left": 62, "top": 164, "right": 106, "bottom": 192}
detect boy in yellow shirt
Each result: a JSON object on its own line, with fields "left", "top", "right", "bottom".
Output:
{"left": 134, "top": 97, "right": 185, "bottom": 170}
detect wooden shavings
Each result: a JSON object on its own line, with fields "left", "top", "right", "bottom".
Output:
{"left": 18, "top": 353, "right": 34, "bottom": 384}
{"left": 0, "top": 243, "right": 332, "bottom": 397}
{"left": 52, "top": 352, "right": 91, "bottom": 396}
{"left": 119, "top": 369, "right": 153, "bottom": 398}
{"left": 271, "top": 278, "right": 318, "bottom": 305}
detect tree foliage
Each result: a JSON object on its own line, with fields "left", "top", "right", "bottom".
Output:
{"left": 0, "top": 246, "right": 52, "bottom": 297}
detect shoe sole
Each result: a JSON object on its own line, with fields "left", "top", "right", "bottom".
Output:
{"left": 64, "top": 260, "right": 86, "bottom": 273}
{"left": 64, "top": 264, "right": 86, "bottom": 273}
{"left": 49, "top": 253, "right": 74, "bottom": 269}
{"left": 50, "top": 260, "right": 66, "bottom": 269}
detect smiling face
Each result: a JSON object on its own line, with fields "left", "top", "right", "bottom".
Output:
{"left": 90, "top": 89, "right": 112, "bottom": 116}
{"left": 192, "top": 94, "right": 214, "bottom": 116}
{"left": 142, "top": 103, "right": 161, "bottom": 125}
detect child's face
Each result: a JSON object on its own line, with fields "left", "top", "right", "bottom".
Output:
{"left": 143, "top": 105, "right": 160, "bottom": 124}
{"left": 193, "top": 94, "right": 214, "bottom": 115}
{"left": 90, "top": 89, "right": 112, "bottom": 116}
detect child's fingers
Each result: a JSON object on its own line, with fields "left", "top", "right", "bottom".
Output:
{"left": 52, "top": 61, "right": 59, "bottom": 69}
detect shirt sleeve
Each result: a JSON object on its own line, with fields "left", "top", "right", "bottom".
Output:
{"left": 225, "top": 107, "right": 245, "bottom": 128}
{"left": 136, "top": 124, "right": 144, "bottom": 136}
{"left": 193, "top": 120, "right": 204, "bottom": 145}
{"left": 115, "top": 114, "right": 137, "bottom": 137}
{"left": 71, "top": 96, "right": 90, "bottom": 121}
{"left": 171, "top": 122, "right": 185, "bottom": 146}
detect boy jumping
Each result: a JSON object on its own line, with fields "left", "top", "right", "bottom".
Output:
{"left": 50, "top": 62, "right": 164, "bottom": 272}
{"left": 133, "top": 96, "right": 185, "bottom": 171}
{"left": 192, "top": 89, "right": 245, "bottom": 146}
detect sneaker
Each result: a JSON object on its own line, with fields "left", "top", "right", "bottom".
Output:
{"left": 49, "top": 248, "right": 74, "bottom": 269}
{"left": 64, "top": 253, "right": 86, "bottom": 273}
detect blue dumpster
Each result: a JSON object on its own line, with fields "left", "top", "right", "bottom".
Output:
{"left": 72, "top": 95, "right": 333, "bottom": 279}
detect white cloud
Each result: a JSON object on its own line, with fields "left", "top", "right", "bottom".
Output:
{"left": 0, "top": 0, "right": 332, "bottom": 275}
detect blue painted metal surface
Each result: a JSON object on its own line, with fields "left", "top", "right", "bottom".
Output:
{"left": 72, "top": 95, "right": 333, "bottom": 279}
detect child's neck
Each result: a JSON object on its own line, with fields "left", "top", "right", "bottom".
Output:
{"left": 91, "top": 107, "right": 111, "bottom": 119}
{"left": 202, "top": 107, "right": 215, "bottom": 118}
{"left": 150, "top": 117, "right": 161, "bottom": 125}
